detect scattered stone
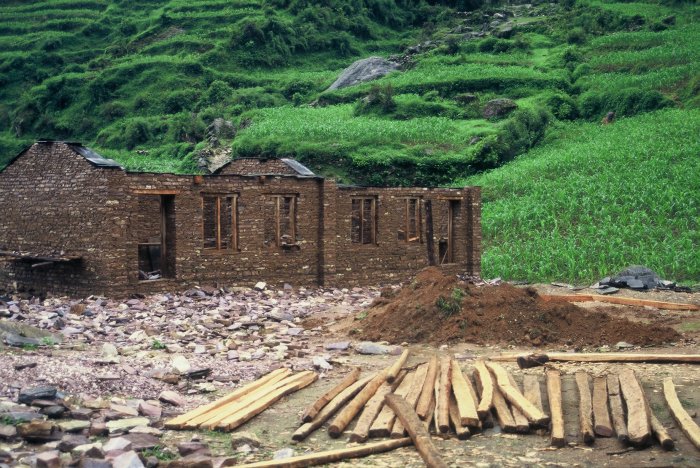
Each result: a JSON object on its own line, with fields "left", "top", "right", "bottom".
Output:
{"left": 482, "top": 98, "right": 518, "bottom": 119}
{"left": 89, "top": 422, "right": 108, "bottom": 437}
{"left": 103, "top": 436, "right": 133, "bottom": 453}
{"left": 70, "top": 408, "right": 94, "bottom": 420}
{"left": 16, "top": 420, "right": 61, "bottom": 442}
{"left": 58, "top": 434, "right": 90, "bottom": 452}
{"left": 327, "top": 56, "right": 400, "bottom": 91}
{"left": 230, "top": 431, "right": 261, "bottom": 449}
{"left": 59, "top": 420, "right": 91, "bottom": 433}
{"left": 168, "top": 454, "right": 213, "bottom": 468}
{"left": 111, "top": 450, "right": 145, "bottom": 468}
{"left": 100, "top": 343, "right": 120, "bottom": 363}
{"left": 254, "top": 282, "right": 267, "bottom": 291}
{"left": 268, "top": 311, "right": 293, "bottom": 322}
{"left": 324, "top": 341, "right": 350, "bottom": 351}
{"left": 273, "top": 448, "right": 295, "bottom": 460}
{"left": 177, "top": 441, "right": 210, "bottom": 456}
{"left": 598, "top": 287, "right": 619, "bottom": 295}
{"left": 170, "top": 355, "right": 191, "bottom": 374}
{"left": 110, "top": 404, "right": 139, "bottom": 418}
{"left": 5, "top": 411, "right": 45, "bottom": 423}
{"left": 354, "top": 341, "right": 396, "bottom": 355}
{"left": 18, "top": 386, "right": 57, "bottom": 405}
{"left": 35, "top": 450, "right": 61, "bottom": 468}
{"left": 41, "top": 405, "right": 67, "bottom": 419}
{"left": 0, "top": 425, "right": 17, "bottom": 440}
{"left": 14, "top": 362, "right": 37, "bottom": 371}
{"left": 312, "top": 356, "right": 333, "bottom": 371}
{"left": 286, "top": 327, "right": 304, "bottom": 336}
{"left": 615, "top": 341, "right": 634, "bottom": 349}
{"left": 79, "top": 458, "right": 112, "bottom": 468}
{"left": 138, "top": 401, "right": 161, "bottom": 419}
{"left": 159, "top": 390, "right": 185, "bottom": 407}
{"left": 122, "top": 433, "right": 161, "bottom": 451}
{"left": 106, "top": 418, "right": 150, "bottom": 435}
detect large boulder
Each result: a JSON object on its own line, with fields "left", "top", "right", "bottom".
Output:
{"left": 482, "top": 98, "right": 518, "bottom": 119}
{"left": 327, "top": 57, "right": 400, "bottom": 91}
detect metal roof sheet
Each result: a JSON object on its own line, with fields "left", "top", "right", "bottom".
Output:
{"left": 68, "top": 144, "right": 123, "bottom": 169}
{"left": 280, "top": 158, "right": 315, "bottom": 176}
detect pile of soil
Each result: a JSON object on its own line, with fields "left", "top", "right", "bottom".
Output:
{"left": 357, "top": 267, "right": 681, "bottom": 347}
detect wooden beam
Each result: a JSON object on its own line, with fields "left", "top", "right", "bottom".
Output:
{"left": 462, "top": 370, "right": 482, "bottom": 431}
{"left": 387, "top": 349, "right": 409, "bottom": 384}
{"left": 546, "top": 369, "right": 566, "bottom": 448}
{"left": 132, "top": 189, "right": 180, "bottom": 195}
{"left": 370, "top": 371, "right": 416, "bottom": 438}
{"left": 235, "top": 437, "right": 412, "bottom": 468}
{"left": 650, "top": 412, "right": 675, "bottom": 451}
{"left": 350, "top": 372, "right": 404, "bottom": 443}
{"left": 491, "top": 352, "right": 700, "bottom": 364}
{"left": 540, "top": 294, "right": 700, "bottom": 311}
{"left": 293, "top": 375, "right": 373, "bottom": 442}
{"left": 592, "top": 376, "right": 613, "bottom": 437}
{"left": 449, "top": 394, "right": 471, "bottom": 440}
{"left": 523, "top": 375, "right": 544, "bottom": 414}
{"left": 450, "top": 359, "right": 480, "bottom": 427}
{"left": 575, "top": 372, "right": 595, "bottom": 445}
{"left": 618, "top": 368, "right": 651, "bottom": 447}
{"left": 385, "top": 394, "right": 448, "bottom": 468}
{"left": 486, "top": 362, "right": 548, "bottom": 426}
{"left": 416, "top": 355, "right": 439, "bottom": 420}
{"left": 507, "top": 373, "right": 530, "bottom": 433}
{"left": 302, "top": 367, "right": 360, "bottom": 423}
{"left": 663, "top": 377, "right": 700, "bottom": 450}
{"left": 165, "top": 368, "right": 290, "bottom": 429}
{"left": 473, "top": 360, "right": 494, "bottom": 418}
{"left": 425, "top": 200, "right": 435, "bottom": 266}
{"left": 328, "top": 368, "right": 388, "bottom": 438}
{"left": 437, "top": 356, "right": 452, "bottom": 433}
{"left": 606, "top": 374, "right": 629, "bottom": 443}
{"left": 491, "top": 384, "right": 517, "bottom": 433}
{"left": 391, "top": 363, "right": 429, "bottom": 438}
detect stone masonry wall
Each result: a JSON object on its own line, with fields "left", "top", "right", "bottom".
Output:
{"left": 217, "top": 158, "right": 298, "bottom": 176}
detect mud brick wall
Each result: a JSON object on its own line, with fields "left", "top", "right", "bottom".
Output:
{"left": 217, "top": 158, "right": 298, "bottom": 176}
{"left": 0, "top": 142, "right": 125, "bottom": 296}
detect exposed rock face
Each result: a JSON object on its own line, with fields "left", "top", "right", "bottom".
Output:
{"left": 482, "top": 98, "right": 518, "bottom": 119}
{"left": 327, "top": 57, "right": 400, "bottom": 91}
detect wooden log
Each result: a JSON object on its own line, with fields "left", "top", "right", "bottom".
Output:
{"left": 387, "top": 349, "right": 409, "bottom": 384}
{"left": 486, "top": 361, "right": 549, "bottom": 426}
{"left": 523, "top": 375, "right": 544, "bottom": 414}
{"left": 491, "top": 352, "right": 700, "bottom": 364}
{"left": 575, "top": 372, "right": 595, "bottom": 445}
{"left": 437, "top": 356, "right": 452, "bottom": 433}
{"left": 302, "top": 367, "right": 360, "bottom": 423}
{"left": 507, "top": 373, "right": 530, "bottom": 433}
{"left": 450, "top": 359, "right": 480, "bottom": 427}
{"left": 592, "top": 376, "right": 613, "bottom": 437}
{"left": 328, "top": 368, "right": 388, "bottom": 438}
{"left": 663, "top": 377, "right": 700, "bottom": 450}
{"left": 165, "top": 368, "right": 290, "bottom": 429}
{"left": 606, "top": 374, "right": 629, "bottom": 443}
{"left": 472, "top": 370, "right": 493, "bottom": 429}
{"left": 350, "top": 371, "right": 405, "bottom": 443}
{"left": 416, "top": 355, "right": 439, "bottom": 420}
{"left": 425, "top": 199, "right": 436, "bottom": 266}
{"left": 293, "top": 375, "right": 373, "bottom": 442}
{"left": 539, "top": 294, "right": 700, "bottom": 311}
{"left": 235, "top": 437, "right": 413, "bottom": 468}
{"left": 473, "top": 360, "right": 494, "bottom": 418}
{"left": 618, "top": 368, "right": 651, "bottom": 447}
{"left": 217, "top": 371, "right": 317, "bottom": 431}
{"left": 369, "top": 371, "right": 416, "bottom": 438}
{"left": 449, "top": 394, "right": 471, "bottom": 440}
{"left": 195, "top": 370, "right": 300, "bottom": 429}
{"left": 650, "top": 412, "right": 675, "bottom": 451}
{"left": 491, "top": 384, "right": 517, "bottom": 433}
{"left": 391, "top": 363, "right": 429, "bottom": 438}
{"left": 463, "top": 372, "right": 482, "bottom": 430}
{"left": 423, "top": 395, "right": 436, "bottom": 431}
{"left": 546, "top": 369, "right": 566, "bottom": 448}
{"left": 385, "top": 394, "right": 448, "bottom": 468}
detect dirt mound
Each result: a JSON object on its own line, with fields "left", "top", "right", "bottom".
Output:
{"left": 357, "top": 267, "right": 681, "bottom": 347}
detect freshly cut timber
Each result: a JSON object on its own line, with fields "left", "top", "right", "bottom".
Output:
{"left": 302, "top": 367, "right": 361, "bottom": 423}
{"left": 236, "top": 437, "right": 412, "bottom": 468}
{"left": 350, "top": 371, "right": 404, "bottom": 443}
{"left": 492, "top": 353, "right": 700, "bottom": 364}
{"left": 370, "top": 370, "right": 416, "bottom": 438}
{"left": 462, "top": 371, "right": 483, "bottom": 430}
{"left": 506, "top": 373, "right": 530, "bottom": 433}
{"left": 164, "top": 368, "right": 291, "bottom": 429}
{"left": 387, "top": 349, "right": 410, "bottom": 384}
{"left": 546, "top": 369, "right": 566, "bottom": 448}
{"left": 606, "top": 374, "right": 629, "bottom": 443}
{"left": 663, "top": 378, "right": 700, "bottom": 450}
{"left": 491, "top": 384, "right": 517, "bottom": 433}
{"left": 618, "top": 369, "right": 651, "bottom": 447}
{"left": 450, "top": 359, "right": 480, "bottom": 427}
{"left": 592, "top": 376, "right": 613, "bottom": 437}
{"left": 328, "top": 368, "right": 388, "bottom": 438}
{"left": 486, "top": 362, "right": 549, "bottom": 426}
{"left": 216, "top": 371, "right": 317, "bottom": 431}
{"left": 385, "top": 394, "right": 448, "bottom": 468}
{"left": 416, "top": 355, "right": 439, "bottom": 420}
{"left": 293, "top": 375, "right": 373, "bottom": 442}
{"left": 448, "top": 394, "right": 471, "bottom": 440}
{"left": 540, "top": 294, "right": 700, "bottom": 311}
{"left": 522, "top": 375, "right": 545, "bottom": 415}
{"left": 650, "top": 412, "right": 675, "bottom": 451}
{"left": 391, "top": 363, "right": 429, "bottom": 438}
{"left": 575, "top": 372, "right": 595, "bottom": 445}
{"left": 437, "top": 356, "right": 452, "bottom": 433}
{"left": 473, "top": 360, "right": 494, "bottom": 418}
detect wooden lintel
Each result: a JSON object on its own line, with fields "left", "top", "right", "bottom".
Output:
{"left": 132, "top": 189, "right": 180, "bottom": 195}
{"left": 0, "top": 250, "right": 81, "bottom": 263}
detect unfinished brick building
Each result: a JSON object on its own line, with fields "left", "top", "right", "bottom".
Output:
{"left": 0, "top": 141, "right": 481, "bottom": 296}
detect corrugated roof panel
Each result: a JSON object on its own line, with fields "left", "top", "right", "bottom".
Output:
{"left": 280, "top": 158, "right": 315, "bottom": 176}
{"left": 68, "top": 144, "right": 124, "bottom": 169}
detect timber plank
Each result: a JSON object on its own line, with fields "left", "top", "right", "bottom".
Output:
{"left": 575, "top": 372, "right": 595, "bottom": 445}
{"left": 607, "top": 374, "right": 629, "bottom": 443}
{"left": 663, "top": 377, "right": 700, "bottom": 450}
{"left": 546, "top": 369, "right": 566, "bottom": 448}
{"left": 618, "top": 368, "right": 651, "bottom": 447}
{"left": 592, "top": 376, "right": 613, "bottom": 437}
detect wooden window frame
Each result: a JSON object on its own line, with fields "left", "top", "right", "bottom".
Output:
{"left": 351, "top": 197, "right": 377, "bottom": 245}
{"left": 269, "top": 194, "right": 298, "bottom": 248}
{"left": 201, "top": 194, "right": 239, "bottom": 252}
{"left": 401, "top": 197, "right": 422, "bottom": 243}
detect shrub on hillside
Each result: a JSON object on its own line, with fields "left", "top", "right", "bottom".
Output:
{"left": 353, "top": 85, "right": 396, "bottom": 116}
{"left": 544, "top": 93, "right": 579, "bottom": 120}
{"left": 579, "top": 88, "right": 673, "bottom": 119}
{"left": 164, "top": 90, "right": 199, "bottom": 114}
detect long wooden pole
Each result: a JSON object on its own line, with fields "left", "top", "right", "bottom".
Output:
{"left": 387, "top": 349, "right": 409, "bottom": 384}
{"left": 450, "top": 359, "right": 479, "bottom": 427}
{"left": 385, "top": 394, "right": 448, "bottom": 468}
{"left": 437, "top": 356, "right": 452, "bottom": 433}
{"left": 302, "top": 367, "right": 360, "bottom": 423}
{"left": 486, "top": 362, "right": 548, "bottom": 426}
{"left": 606, "top": 374, "right": 629, "bottom": 443}
{"left": 663, "top": 377, "right": 700, "bottom": 450}
{"left": 618, "top": 368, "right": 651, "bottom": 447}
{"left": 473, "top": 360, "right": 494, "bottom": 418}
{"left": 236, "top": 438, "right": 413, "bottom": 468}
{"left": 540, "top": 294, "right": 700, "bottom": 311}
{"left": 392, "top": 363, "right": 429, "bottom": 438}
{"left": 350, "top": 373, "right": 403, "bottom": 443}
{"left": 575, "top": 372, "right": 595, "bottom": 445}
{"left": 416, "top": 355, "right": 439, "bottom": 420}
{"left": 592, "top": 376, "right": 613, "bottom": 438}
{"left": 546, "top": 369, "right": 566, "bottom": 448}
{"left": 328, "top": 368, "right": 388, "bottom": 438}
{"left": 425, "top": 200, "right": 435, "bottom": 266}
{"left": 491, "top": 353, "right": 700, "bottom": 364}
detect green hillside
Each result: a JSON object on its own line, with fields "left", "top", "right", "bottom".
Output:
{"left": 0, "top": 0, "right": 698, "bottom": 282}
